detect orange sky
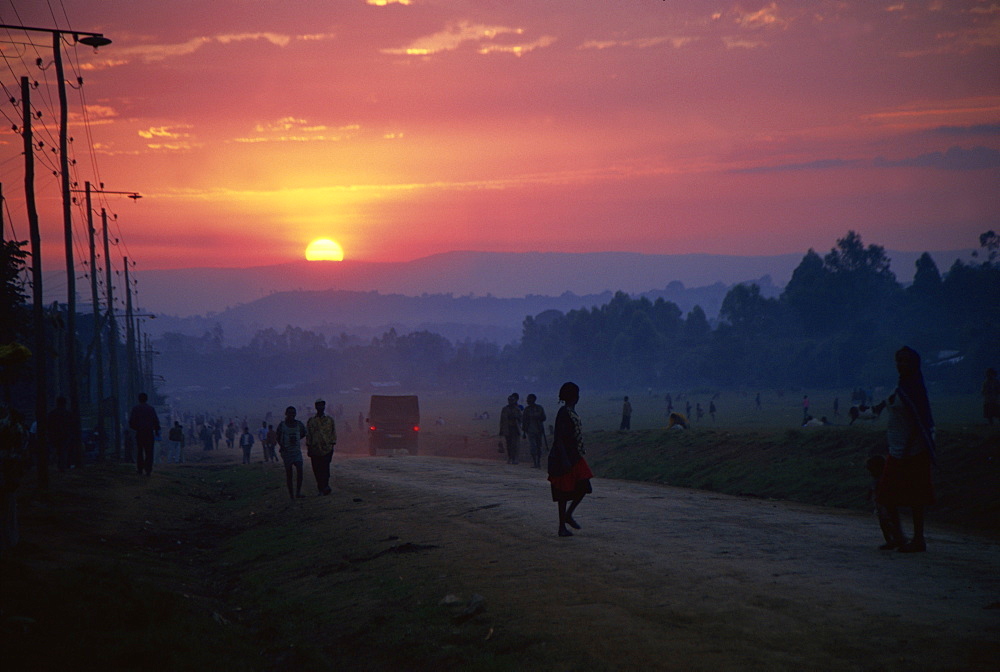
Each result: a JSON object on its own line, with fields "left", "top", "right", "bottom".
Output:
{"left": 1, "top": 0, "right": 998, "bottom": 275}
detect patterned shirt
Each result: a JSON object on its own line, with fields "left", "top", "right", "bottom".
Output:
{"left": 306, "top": 414, "right": 337, "bottom": 456}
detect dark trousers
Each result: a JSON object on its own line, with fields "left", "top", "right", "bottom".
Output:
{"left": 136, "top": 433, "right": 155, "bottom": 474}
{"left": 310, "top": 451, "right": 333, "bottom": 493}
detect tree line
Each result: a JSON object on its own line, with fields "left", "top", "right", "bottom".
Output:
{"left": 152, "top": 230, "right": 997, "bottom": 396}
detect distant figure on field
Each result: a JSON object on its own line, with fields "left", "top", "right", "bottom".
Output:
{"left": 47, "top": 396, "right": 76, "bottom": 472}
{"left": 982, "top": 367, "right": 1000, "bottom": 426}
{"left": 276, "top": 406, "right": 306, "bottom": 499}
{"left": 696, "top": 403, "right": 704, "bottom": 422}
{"left": 685, "top": 401, "right": 691, "bottom": 418}
{"left": 548, "top": 382, "right": 593, "bottom": 537}
{"left": 709, "top": 400, "right": 716, "bottom": 421}
{"left": 522, "top": 394, "right": 547, "bottom": 469}
{"left": 239, "top": 425, "right": 255, "bottom": 464}
{"left": 265, "top": 424, "right": 278, "bottom": 462}
{"left": 129, "top": 392, "right": 160, "bottom": 477}
{"left": 665, "top": 393, "right": 674, "bottom": 415}
{"left": 833, "top": 397, "right": 840, "bottom": 418}
{"left": 620, "top": 396, "right": 632, "bottom": 431}
{"left": 865, "top": 455, "right": 898, "bottom": 550}
{"left": 499, "top": 394, "right": 523, "bottom": 465}
{"left": 168, "top": 421, "right": 185, "bottom": 463}
{"left": 667, "top": 412, "right": 689, "bottom": 430}
{"left": 257, "top": 421, "right": 268, "bottom": 451}
{"left": 225, "top": 421, "right": 236, "bottom": 450}
{"left": 306, "top": 399, "right": 336, "bottom": 495}
{"left": 875, "top": 346, "right": 936, "bottom": 553}
{"left": 755, "top": 392, "right": 761, "bottom": 411}
{"left": 802, "top": 395, "right": 810, "bottom": 422}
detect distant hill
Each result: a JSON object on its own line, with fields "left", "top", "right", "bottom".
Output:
{"left": 129, "top": 249, "right": 974, "bottom": 317}
{"left": 146, "top": 280, "right": 777, "bottom": 348}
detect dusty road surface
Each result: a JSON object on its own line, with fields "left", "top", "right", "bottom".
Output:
{"left": 327, "top": 454, "right": 999, "bottom": 671}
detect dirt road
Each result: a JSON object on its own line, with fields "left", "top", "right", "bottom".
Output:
{"left": 328, "top": 454, "right": 999, "bottom": 671}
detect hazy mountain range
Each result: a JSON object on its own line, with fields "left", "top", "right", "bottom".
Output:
{"left": 135, "top": 249, "right": 972, "bottom": 317}
{"left": 133, "top": 249, "right": 973, "bottom": 347}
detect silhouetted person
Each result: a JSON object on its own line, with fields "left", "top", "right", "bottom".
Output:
{"left": 239, "top": 426, "right": 255, "bottom": 464}
{"left": 306, "top": 399, "right": 336, "bottom": 495}
{"left": 522, "top": 394, "right": 547, "bottom": 469}
{"left": 875, "top": 346, "right": 936, "bottom": 553}
{"left": 982, "top": 367, "right": 999, "bottom": 426}
{"left": 620, "top": 396, "right": 632, "bottom": 431}
{"left": 129, "top": 392, "right": 160, "bottom": 476}
{"left": 276, "top": 406, "right": 306, "bottom": 499}
{"left": 168, "top": 421, "right": 185, "bottom": 463}
{"left": 499, "top": 394, "right": 522, "bottom": 465}
{"left": 47, "top": 396, "right": 76, "bottom": 472}
{"left": 755, "top": 392, "right": 761, "bottom": 411}
{"left": 709, "top": 400, "right": 716, "bottom": 421}
{"left": 548, "top": 382, "right": 593, "bottom": 537}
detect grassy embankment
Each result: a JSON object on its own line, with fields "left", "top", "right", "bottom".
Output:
{"left": 585, "top": 424, "right": 999, "bottom": 534}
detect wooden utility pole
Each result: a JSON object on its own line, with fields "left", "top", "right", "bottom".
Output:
{"left": 84, "top": 182, "right": 106, "bottom": 458}
{"left": 124, "top": 256, "right": 135, "bottom": 455}
{"left": 102, "top": 209, "right": 122, "bottom": 459}
{"left": 22, "top": 76, "right": 49, "bottom": 488}
{"left": 53, "top": 31, "right": 83, "bottom": 466}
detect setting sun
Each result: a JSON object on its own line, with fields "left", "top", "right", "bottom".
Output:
{"left": 305, "top": 238, "right": 345, "bottom": 261}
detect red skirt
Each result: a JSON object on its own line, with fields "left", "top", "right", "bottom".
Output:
{"left": 877, "top": 451, "right": 935, "bottom": 507}
{"left": 549, "top": 458, "right": 594, "bottom": 502}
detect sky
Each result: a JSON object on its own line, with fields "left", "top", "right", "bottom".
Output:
{"left": 1, "top": 0, "right": 998, "bottom": 275}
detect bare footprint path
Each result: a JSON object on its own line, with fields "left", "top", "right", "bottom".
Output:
{"left": 332, "top": 455, "right": 1000, "bottom": 671}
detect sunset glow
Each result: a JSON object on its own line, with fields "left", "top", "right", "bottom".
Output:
{"left": 305, "top": 238, "right": 345, "bottom": 262}
{"left": 0, "top": 1, "right": 996, "bottom": 273}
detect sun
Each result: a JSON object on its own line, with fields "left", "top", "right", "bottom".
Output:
{"left": 305, "top": 238, "right": 345, "bottom": 261}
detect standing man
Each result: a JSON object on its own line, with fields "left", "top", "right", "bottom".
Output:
{"left": 129, "top": 392, "right": 160, "bottom": 476}
{"left": 522, "top": 394, "right": 547, "bottom": 469}
{"left": 239, "top": 425, "right": 255, "bottom": 465}
{"left": 167, "top": 421, "right": 185, "bottom": 463}
{"left": 306, "top": 398, "right": 337, "bottom": 495}
{"left": 620, "top": 395, "right": 632, "bottom": 431}
{"left": 499, "top": 394, "right": 523, "bottom": 465}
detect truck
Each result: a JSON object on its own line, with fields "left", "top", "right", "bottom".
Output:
{"left": 367, "top": 395, "right": 420, "bottom": 456}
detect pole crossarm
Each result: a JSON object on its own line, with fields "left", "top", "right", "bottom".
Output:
{"left": 0, "top": 23, "right": 111, "bottom": 45}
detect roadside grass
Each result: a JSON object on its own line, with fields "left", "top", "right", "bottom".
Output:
{"left": 586, "top": 424, "right": 1000, "bottom": 533}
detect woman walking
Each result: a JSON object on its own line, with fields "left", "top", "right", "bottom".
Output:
{"left": 876, "top": 346, "right": 936, "bottom": 552}
{"left": 548, "top": 382, "right": 593, "bottom": 537}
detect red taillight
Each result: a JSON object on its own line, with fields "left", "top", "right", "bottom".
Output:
{"left": 413, "top": 425, "right": 420, "bottom": 432}
{"left": 369, "top": 425, "right": 376, "bottom": 432}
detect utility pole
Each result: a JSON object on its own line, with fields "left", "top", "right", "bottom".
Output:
{"left": 22, "top": 76, "right": 49, "bottom": 488}
{"left": 85, "top": 182, "right": 104, "bottom": 457}
{"left": 124, "top": 256, "right": 135, "bottom": 461}
{"left": 52, "top": 30, "right": 85, "bottom": 468}
{"left": 102, "top": 209, "right": 122, "bottom": 459}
